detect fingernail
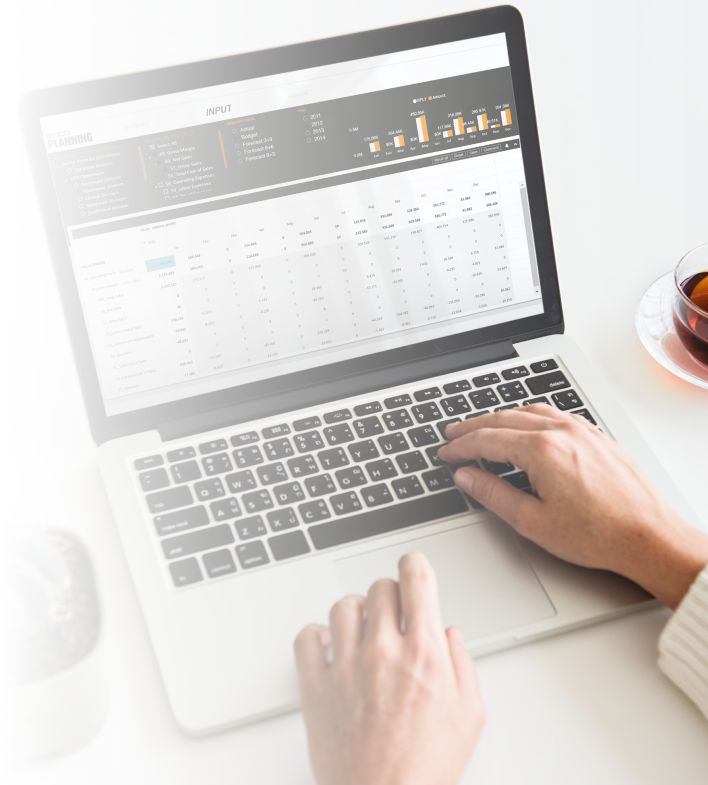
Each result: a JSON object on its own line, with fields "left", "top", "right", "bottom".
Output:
{"left": 445, "top": 422, "right": 460, "bottom": 438}
{"left": 454, "top": 468, "right": 475, "bottom": 495}
{"left": 451, "top": 627, "right": 464, "bottom": 646}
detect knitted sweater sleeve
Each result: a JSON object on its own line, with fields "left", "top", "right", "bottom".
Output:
{"left": 658, "top": 566, "right": 708, "bottom": 720}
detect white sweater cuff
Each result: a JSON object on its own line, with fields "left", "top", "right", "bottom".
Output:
{"left": 658, "top": 565, "right": 708, "bottom": 720}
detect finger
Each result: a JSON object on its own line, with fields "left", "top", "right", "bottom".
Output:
{"left": 294, "top": 624, "right": 330, "bottom": 701}
{"left": 446, "top": 627, "right": 482, "bottom": 702}
{"left": 397, "top": 552, "right": 445, "bottom": 637}
{"left": 364, "top": 577, "right": 401, "bottom": 640}
{"left": 444, "top": 405, "right": 568, "bottom": 442}
{"left": 439, "top": 427, "right": 539, "bottom": 467}
{"left": 329, "top": 594, "right": 365, "bottom": 663}
{"left": 453, "top": 466, "right": 540, "bottom": 527}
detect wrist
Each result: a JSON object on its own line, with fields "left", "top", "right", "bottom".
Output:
{"left": 623, "top": 515, "right": 708, "bottom": 610}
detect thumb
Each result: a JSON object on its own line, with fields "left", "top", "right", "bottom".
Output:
{"left": 452, "top": 466, "right": 538, "bottom": 528}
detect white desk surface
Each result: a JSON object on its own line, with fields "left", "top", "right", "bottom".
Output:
{"left": 3, "top": 0, "right": 708, "bottom": 782}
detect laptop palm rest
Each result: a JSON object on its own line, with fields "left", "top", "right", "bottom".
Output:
{"left": 333, "top": 520, "right": 556, "bottom": 641}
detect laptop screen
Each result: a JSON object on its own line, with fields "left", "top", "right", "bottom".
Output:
{"left": 40, "top": 32, "right": 542, "bottom": 417}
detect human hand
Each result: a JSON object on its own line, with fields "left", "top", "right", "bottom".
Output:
{"left": 439, "top": 405, "right": 708, "bottom": 610}
{"left": 294, "top": 552, "right": 485, "bottom": 785}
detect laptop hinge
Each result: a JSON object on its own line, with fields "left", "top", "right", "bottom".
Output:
{"left": 157, "top": 339, "right": 517, "bottom": 442}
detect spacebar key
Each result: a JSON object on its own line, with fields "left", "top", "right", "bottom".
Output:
{"left": 308, "top": 489, "right": 468, "bottom": 550}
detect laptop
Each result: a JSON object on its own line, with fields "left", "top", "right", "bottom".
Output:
{"left": 20, "top": 6, "right": 700, "bottom": 734}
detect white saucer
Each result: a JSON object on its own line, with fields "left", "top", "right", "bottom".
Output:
{"left": 635, "top": 271, "right": 708, "bottom": 389}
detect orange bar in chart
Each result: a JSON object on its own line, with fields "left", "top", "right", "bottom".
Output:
{"left": 477, "top": 113, "right": 488, "bottom": 130}
{"left": 415, "top": 115, "right": 429, "bottom": 142}
{"left": 491, "top": 124, "right": 500, "bottom": 128}
{"left": 501, "top": 108, "right": 512, "bottom": 125}
{"left": 453, "top": 117, "right": 465, "bottom": 135}
{"left": 443, "top": 129, "right": 453, "bottom": 138}
{"left": 369, "top": 141, "right": 380, "bottom": 152}
{"left": 466, "top": 126, "right": 477, "bottom": 133}
{"left": 393, "top": 134, "right": 405, "bottom": 147}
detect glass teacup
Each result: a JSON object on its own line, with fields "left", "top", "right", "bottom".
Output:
{"left": 673, "top": 243, "right": 708, "bottom": 367}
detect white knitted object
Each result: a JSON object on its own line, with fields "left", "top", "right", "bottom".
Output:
{"left": 658, "top": 566, "right": 708, "bottom": 720}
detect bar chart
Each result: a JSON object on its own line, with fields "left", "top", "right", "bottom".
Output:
{"left": 415, "top": 115, "right": 429, "bottom": 142}
{"left": 476, "top": 113, "right": 488, "bottom": 130}
{"left": 502, "top": 108, "right": 512, "bottom": 126}
{"left": 369, "top": 141, "right": 380, "bottom": 152}
{"left": 453, "top": 117, "right": 465, "bottom": 135}
{"left": 393, "top": 134, "right": 405, "bottom": 147}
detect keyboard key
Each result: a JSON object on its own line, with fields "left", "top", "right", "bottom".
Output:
{"left": 443, "top": 380, "right": 471, "bottom": 394}
{"left": 146, "top": 486, "right": 193, "bottom": 514}
{"left": 497, "top": 382, "right": 528, "bottom": 403}
{"left": 293, "top": 416, "right": 322, "bottom": 431}
{"left": 305, "top": 473, "right": 337, "bottom": 497}
{"left": 201, "top": 453, "right": 233, "bottom": 475}
{"left": 495, "top": 404, "right": 519, "bottom": 411}
{"left": 210, "top": 497, "right": 241, "bottom": 521}
{"left": 135, "top": 455, "right": 164, "bottom": 470}
{"left": 440, "top": 395, "right": 471, "bottom": 416}
{"left": 335, "top": 465, "right": 368, "bottom": 489}
{"left": 309, "top": 490, "right": 468, "bottom": 550}
{"left": 524, "top": 396, "right": 550, "bottom": 406}
{"left": 273, "top": 481, "right": 306, "bottom": 505}
{"left": 203, "top": 549, "right": 237, "bottom": 578}
{"left": 384, "top": 394, "right": 412, "bottom": 409}
{"left": 366, "top": 458, "right": 398, "bottom": 481}
{"left": 392, "top": 476, "right": 424, "bottom": 499}
{"left": 153, "top": 506, "right": 209, "bottom": 536}
{"left": 194, "top": 478, "right": 226, "bottom": 500}
{"left": 413, "top": 386, "right": 442, "bottom": 402}
{"left": 348, "top": 439, "right": 379, "bottom": 462}
{"left": 530, "top": 359, "right": 558, "bottom": 373}
{"left": 408, "top": 425, "right": 439, "bottom": 448}
{"left": 231, "top": 431, "right": 259, "bottom": 446}
{"left": 256, "top": 462, "right": 288, "bottom": 485}
{"left": 162, "top": 524, "right": 234, "bottom": 560}
{"left": 472, "top": 372, "right": 500, "bottom": 388}
{"left": 264, "top": 438, "right": 294, "bottom": 460}
{"left": 411, "top": 402, "right": 443, "bottom": 423}
{"left": 354, "top": 401, "right": 382, "bottom": 416}
{"left": 169, "top": 558, "right": 202, "bottom": 587}
{"left": 267, "top": 507, "right": 299, "bottom": 532}
{"left": 299, "top": 499, "right": 331, "bottom": 522}
{"left": 166, "top": 447, "right": 196, "bottom": 463}
{"left": 242, "top": 489, "right": 274, "bottom": 513}
{"left": 318, "top": 447, "right": 349, "bottom": 469}
{"left": 236, "top": 540, "right": 270, "bottom": 569}
{"left": 139, "top": 468, "right": 170, "bottom": 492}
{"left": 262, "top": 424, "right": 290, "bottom": 439}
{"left": 395, "top": 451, "right": 427, "bottom": 474}
{"left": 269, "top": 530, "right": 311, "bottom": 561}
{"left": 362, "top": 483, "right": 394, "bottom": 508}
{"left": 353, "top": 416, "right": 384, "bottom": 438}
{"left": 235, "top": 515, "right": 267, "bottom": 541}
{"left": 502, "top": 471, "right": 531, "bottom": 490}
{"left": 527, "top": 371, "right": 570, "bottom": 395}
{"left": 425, "top": 445, "right": 444, "bottom": 466}
{"left": 573, "top": 408, "right": 597, "bottom": 425}
{"left": 225, "top": 470, "right": 257, "bottom": 493}
{"left": 294, "top": 430, "right": 325, "bottom": 453}
{"left": 552, "top": 389, "right": 583, "bottom": 410}
{"left": 422, "top": 467, "right": 455, "bottom": 492}
{"left": 330, "top": 492, "right": 363, "bottom": 515}
{"left": 470, "top": 389, "right": 500, "bottom": 410}
{"left": 383, "top": 409, "right": 413, "bottom": 430}
{"left": 324, "top": 408, "right": 352, "bottom": 423}
{"left": 199, "top": 439, "right": 228, "bottom": 455}
{"left": 287, "top": 455, "right": 320, "bottom": 476}
{"left": 378, "top": 432, "right": 410, "bottom": 455}
{"left": 437, "top": 418, "right": 461, "bottom": 439}
{"left": 324, "top": 423, "right": 355, "bottom": 445}
{"left": 501, "top": 366, "right": 529, "bottom": 380}
{"left": 232, "top": 445, "right": 264, "bottom": 468}
{"left": 481, "top": 459, "right": 515, "bottom": 475}
{"left": 171, "top": 460, "right": 201, "bottom": 484}
{"left": 465, "top": 411, "right": 490, "bottom": 419}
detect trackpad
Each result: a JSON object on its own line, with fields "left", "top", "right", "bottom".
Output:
{"left": 334, "top": 521, "right": 556, "bottom": 642}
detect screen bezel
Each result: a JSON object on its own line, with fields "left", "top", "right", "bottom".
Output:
{"left": 20, "top": 5, "right": 563, "bottom": 444}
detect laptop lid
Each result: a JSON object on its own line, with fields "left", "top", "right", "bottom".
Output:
{"left": 20, "top": 5, "right": 562, "bottom": 445}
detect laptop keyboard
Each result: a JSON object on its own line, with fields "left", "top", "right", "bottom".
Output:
{"left": 130, "top": 356, "right": 599, "bottom": 588}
